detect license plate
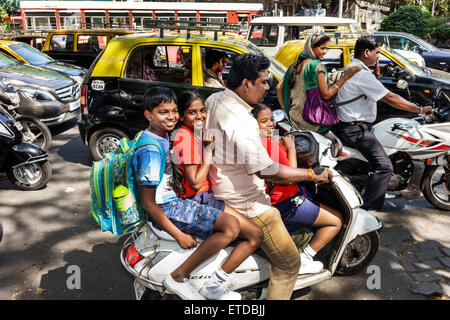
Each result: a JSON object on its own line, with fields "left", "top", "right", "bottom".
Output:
{"left": 15, "top": 121, "right": 23, "bottom": 131}
{"left": 69, "top": 100, "right": 81, "bottom": 111}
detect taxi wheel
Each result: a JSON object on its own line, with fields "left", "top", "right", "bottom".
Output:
{"left": 89, "top": 128, "right": 128, "bottom": 161}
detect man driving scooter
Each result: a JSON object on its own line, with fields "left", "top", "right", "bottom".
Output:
{"left": 205, "top": 54, "right": 334, "bottom": 300}
{"left": 334, "top": 35, "right": 434, "bottom": 211}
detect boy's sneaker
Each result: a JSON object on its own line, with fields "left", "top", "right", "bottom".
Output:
{"left": 299, "top": 252, "right": 324, "bottom": 275}
{"left": 163, "top": 275, "right": 205, "bottom": 300}
{"left": 199, "top": 283, "right": 241, "bottom": 300}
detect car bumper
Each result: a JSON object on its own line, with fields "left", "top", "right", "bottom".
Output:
{"left": 41, "top": 106, "right": 80, "bottom": 126}
{"left": 17, "top": 96, "right": 81, "bottom": 126}
{"left": 77, "top": 117, "right": 92, "bottom": 145}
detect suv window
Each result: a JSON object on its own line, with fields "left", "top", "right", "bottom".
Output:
{"left": 77, "top": 35, "right": 108, "bottom": 52}
{"left": 388, "top": 36, "right": 421, "bottom": 52}
{"left": 125, "top": 45, "right": 192, "bottom": 84}
{"left": 49, "top": 34, "right": 74, "bottom": 51}
{"left": 248, "top": 25, "right": 278, "bottom": 47}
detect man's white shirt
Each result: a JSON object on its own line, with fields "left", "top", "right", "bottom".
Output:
{"left": 336, "top": 59, "right": 390, "bottom": 123}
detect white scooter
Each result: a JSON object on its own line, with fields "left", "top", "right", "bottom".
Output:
{"left": 334, "top": 83, "right": 450, "bottom": 211}
{"left": 120, "top": 115, "right": 382, "bottom": 300}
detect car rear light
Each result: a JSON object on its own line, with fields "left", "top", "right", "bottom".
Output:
{"left": 80, "top": 84, "right": 88, "bottom": 117}
{"left": 126, "top": 243, "right": 144, "bottom": 268}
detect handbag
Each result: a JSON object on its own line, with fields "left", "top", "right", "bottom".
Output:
{"left": 302, "top": 93, "right": 339, "bottom": 126}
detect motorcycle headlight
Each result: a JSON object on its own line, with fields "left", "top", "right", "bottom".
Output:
{"left": 0, "top": 121, "right": 13, "bottom": 137}
{"left": 19, "top": 87, "right": 56, "bottom": 102}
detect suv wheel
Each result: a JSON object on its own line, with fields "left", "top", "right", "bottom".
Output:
{"left": 89, "top": 128, "right": 128, "bottom": 161}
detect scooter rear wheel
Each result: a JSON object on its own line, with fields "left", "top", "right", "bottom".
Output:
{"left": 336, "top": 231, "right": 379, "bottom": 275}
{"left": 8, "top": 161, "right": 51, "bottom": 191}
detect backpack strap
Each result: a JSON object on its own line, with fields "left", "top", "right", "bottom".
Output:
{"left": 336, "top": 94, "right": 367, "bottom": 107}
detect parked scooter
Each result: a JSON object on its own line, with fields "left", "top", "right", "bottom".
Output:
{"left": 0, "top": 77, "right": 52, "bottom": 151}
{"left": 120, "top": 117, "right": 382, "bottom": 300}
{"left": 333, "top": 83, "right": 450, "bottom": 211}
{"left": 0, "top": 96, "right": 51, "bottom": 190}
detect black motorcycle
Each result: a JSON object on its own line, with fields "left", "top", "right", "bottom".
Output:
{"left": 0, "top": 92, "right": 51, "bottom": 191}
{"left": 0, "top": 77, "right": 52, "bottom": 151}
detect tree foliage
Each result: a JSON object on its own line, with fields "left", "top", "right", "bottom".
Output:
{"left": 379, "top": 5, "right": 431, "bottom": 38}
{"left": 0, "top": 0, "right": 19, "bottom": 13}
{"left": 380, "top": 5, "right": 450, "bottom": 48}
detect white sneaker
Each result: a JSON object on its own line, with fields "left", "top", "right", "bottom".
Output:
{"left": 162, "top": 275, "right": 206, "bottom": 300}
{"left": 199, "top": 283, "right": 241, "bottom": 300}
{"left": 299, "top": 252, "right": 324, "bottom": 275}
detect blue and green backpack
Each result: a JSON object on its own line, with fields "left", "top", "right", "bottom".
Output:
{"left": 89, "top": 130, "right": 165, "bottom": 236}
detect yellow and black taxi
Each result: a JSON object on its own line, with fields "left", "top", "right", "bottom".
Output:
{"left": 275, "top": 38, "right": 450, "bottom": 122}
{"left": 43, "top": 29, "right": 133, "bottom": 69}
{"left": 0, "top": 40, "right": 87, "bottom": 87}
{"left": 78, "top": 24, "right": 285, "bottom": 160}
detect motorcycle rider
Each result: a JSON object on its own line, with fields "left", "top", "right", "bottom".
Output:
{"left": 334, "top": 35, "right": 433, "bottom": 211}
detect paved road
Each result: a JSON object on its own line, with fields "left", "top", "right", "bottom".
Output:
{"left": 0, "top": 120, "right": 448, "bottom": 300}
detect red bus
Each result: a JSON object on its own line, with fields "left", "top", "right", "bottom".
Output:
{"left": 20, "top": 1, "right": 264, "bottom": 32}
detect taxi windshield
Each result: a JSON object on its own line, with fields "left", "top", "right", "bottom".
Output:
{"left": 385, "top": 47, "right": 426, "bottom": 76}
{"left": 8, "top": 43, "right": 54, "bottom": 66}
{"left": 0, "top": 52, "right": 19, "bottom": 68}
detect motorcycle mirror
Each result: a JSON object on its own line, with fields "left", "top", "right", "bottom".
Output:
{"left": 272, "top": 109, "right": 287, "bottom": 122}
{"left": 396, "top": 79, "right": 408, "bottom": 90}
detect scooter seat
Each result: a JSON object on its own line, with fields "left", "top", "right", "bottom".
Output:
{"left": 147, "top": 222, "right": 202, "bottom": 244}
{"left": 147, "top": 222, "right": 175, "bottom": 241}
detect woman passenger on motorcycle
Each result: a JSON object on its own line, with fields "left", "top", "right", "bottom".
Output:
{"left": 276, "top": 32, "right": 361, "bottom": 133}
{"left": 252, "top": 103, "right": 343, "bottom": 275}
{"left": 134, "top": 86, "right": 261, "bottom": 300}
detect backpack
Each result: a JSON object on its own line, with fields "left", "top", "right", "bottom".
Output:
{"left": 89, "top": 130, "right": 165, "bottom": 236}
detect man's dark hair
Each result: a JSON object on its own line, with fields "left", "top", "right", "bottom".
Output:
{"left": 226, "top": 54, "right": 270, "bottom": 90}
{"left": 143, "top": 86, "right": 177, "bottom": 112}
{"left": 354, "top": 36, "right": 383, "bottom": 59}
{"left": 205, "top": 49, "right": 229, "bottom": 69}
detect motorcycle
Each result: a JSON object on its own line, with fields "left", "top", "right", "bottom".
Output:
{"left": 333, "top": 83, "right": 450, "bottom": 211}
{"left": 0, "top": 96, "right": 51, "bottom": 191}
{"left": 0, "top": 77, "right": 52, "bottom": 151}
{"left": 119, "top": 117, "right": 382, "bottom": 300}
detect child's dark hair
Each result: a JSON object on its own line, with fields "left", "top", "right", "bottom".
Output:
{"left": 251, "top": 103, "right": 272, "bottom": 119}
{"left": 143, "top": 86, "right": 177, "bottom": 111}
{"left": 288, "top": 35, "right": 331, "bottom": 90}
{"left": 176, "top": 90, "right": 204, "bottom": 128}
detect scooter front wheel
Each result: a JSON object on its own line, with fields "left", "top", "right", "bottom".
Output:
{"left": 8, "top": 161, "right": 51, "bottom": 191}
{"left": 422, "top": 165, "right": 450, "bottom": 211}
{"left": 336, "top": 231, "right": 379, "bottom": 275}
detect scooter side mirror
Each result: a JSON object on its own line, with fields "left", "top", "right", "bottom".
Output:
{"left": 272, "top": 109, "right": 288, "bottom": 122}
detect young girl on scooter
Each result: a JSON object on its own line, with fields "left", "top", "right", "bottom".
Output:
{"left": 252, "top": 103, "right": 343, "bottom": 275}
{"left": 171, "top": 89, "right": 263, "bottom": 278}
{"left": 132, "top": 86, "right": 260, "bottom": 300}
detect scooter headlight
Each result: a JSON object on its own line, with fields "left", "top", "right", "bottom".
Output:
{"left": 19, "top": 87, "right": 56, "bottom": 102}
